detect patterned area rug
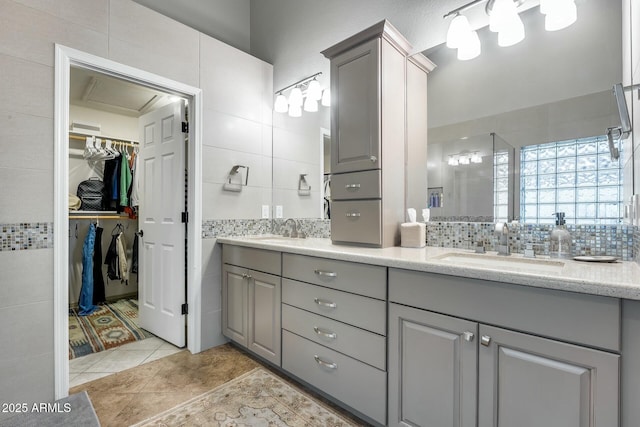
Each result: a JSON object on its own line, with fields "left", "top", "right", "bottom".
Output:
{"left": 69, "top": 299, "right": 153, "bottom": 359}
{"left": 131, "top": 367, "right": 359, "bottom": 426}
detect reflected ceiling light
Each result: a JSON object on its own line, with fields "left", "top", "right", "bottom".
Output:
{"left": 458, "top": 154, "right": 471, "bottom": 165}
{"left": 443, "top": 0, "right": 577, "bottom": 60}
{"left": 274, "top": 93, "right": 288, "bottom": 113}
{"left": 471, "top": 152, "right": 483, "bottom": 163}
{"left": 448, "top": 155, "right": 459, "bottom": 166}
{"left": 273, "top": 72, "right": 327, "bottom": 117}
{"left": 321, "top": 89, "right": 331, "bottom": 107}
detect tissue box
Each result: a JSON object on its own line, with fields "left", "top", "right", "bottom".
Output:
{"left": 400, "top": 222, "right": 426, "bottom": 248}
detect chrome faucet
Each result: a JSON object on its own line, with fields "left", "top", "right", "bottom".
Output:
{"left": 282, "top": 218, "right": 299, "bottom": 238}
{"left": 495, "top": 222, "right": 510, "bottom": 256}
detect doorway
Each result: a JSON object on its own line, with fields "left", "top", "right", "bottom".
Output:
{"left": 54, "top": 45, "right": 203, "bottom": 399}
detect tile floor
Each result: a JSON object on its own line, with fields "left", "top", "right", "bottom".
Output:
{"left": 69, "top": 336, "right": 183, "bottom": 388}
{"left": 70, "top": 343, "right": 366, "bottom": 427}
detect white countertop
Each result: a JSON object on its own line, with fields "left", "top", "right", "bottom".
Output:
{"left": 217, "top": 235, "right": 640, "bottom": 300}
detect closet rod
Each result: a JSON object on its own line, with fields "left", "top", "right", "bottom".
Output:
{"left": 69, "top": 133, "right": 139, "bottom": 147}
{"left": 69, "top": 215, "right": 131, "bottom": 220}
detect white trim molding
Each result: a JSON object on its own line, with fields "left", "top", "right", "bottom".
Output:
{"left": 53, "top": 44, "right": 203, "bottom": 399}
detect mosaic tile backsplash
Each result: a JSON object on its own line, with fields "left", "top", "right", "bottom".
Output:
{"left": 0, "top": 223, "right": 53, "bottom": 251}
{"left": 3, "top": 219, "right": 637, "bottom": 263}
{"left": 426, "top": 222, "right": 636, "bottom": 261}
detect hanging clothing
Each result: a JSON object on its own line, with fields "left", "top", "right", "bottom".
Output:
{"left": 78, "top": 224, "right": 98, "bottom": 316}
{"left": 130, "top": 153, "right": 140, "bottom": 208}
{"left": 131, "top": 233, "right": 139, "bottom": 274}
{"left": 104, "top": 233, "right": 120, "bottom": 281}
{"left": 116, "top": 232, "right": 129, "bottom": 284}
{"left": 92, "top": 226, "right": 106, "bottom": 305}
{"left": 102, "top": 158, "right": 118, "bottom": 211}
{"left": 119, "top": 152, "right": 132, "bottom": 207}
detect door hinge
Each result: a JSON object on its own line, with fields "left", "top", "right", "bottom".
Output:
{"left": 181, "top": 303, "right": 188, "bottom": 315}
{"left": 182, "top": 121, "right": 189, "bottom": 133}
{"left": 181, "top": 212, "right": 189, "bottom": 223}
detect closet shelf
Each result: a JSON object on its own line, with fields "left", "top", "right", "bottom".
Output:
{"left": 69, "top": 211, "right": 133, "bottom": 220}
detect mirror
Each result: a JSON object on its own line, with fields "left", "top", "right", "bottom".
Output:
{"left": 271, "top": 0, "right": 627, "bottom": 224}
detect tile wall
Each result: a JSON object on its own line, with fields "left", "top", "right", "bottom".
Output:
{"left": 0, "top": 223, "right": 53, "bottom": 251}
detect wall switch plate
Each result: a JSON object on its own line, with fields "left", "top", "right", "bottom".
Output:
{"left": 276, "top": 205, "right": 283, "bottom": 218}
{"left": 261, "top": 205, "right": 270, "bottom": 219}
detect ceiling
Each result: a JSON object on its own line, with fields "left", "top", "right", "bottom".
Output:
{"left": 70, "top": 67, "right": 175, "bottom": 118}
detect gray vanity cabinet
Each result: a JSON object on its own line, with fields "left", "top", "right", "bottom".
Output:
{"left": 222, "top": 245, "right": 282, "bottom": 366}
{"left": 388, "top": 268, "right": 621, "bottom": 427}
{"left": 388, "top": 303, "right": 478, "bottom": 427}
{"left": 478, "top": 324, "right": 619, "bottom": 427}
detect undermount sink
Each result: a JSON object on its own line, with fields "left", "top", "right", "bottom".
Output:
{"left": 433, "top": 252, "right": 566, "bottom": 273}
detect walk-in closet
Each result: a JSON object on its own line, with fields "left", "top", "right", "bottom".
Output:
{"left": 67, "top": 66, "right": 187, "bottom": 386}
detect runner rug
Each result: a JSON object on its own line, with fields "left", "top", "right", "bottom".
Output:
{"left": 69, "top": 298, "right": 153, "bottom": 359}
{"left": 131, "top": 367, "right": 360, "bottom": 426}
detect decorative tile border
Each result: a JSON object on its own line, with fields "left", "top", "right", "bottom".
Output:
{"left": 201, "top": 218, "right": 331, "bottom": 239}
{"left": 426, "top": 222, "right": 635, "bottom": 261}
{"left": 0, "top": 223, "right": 53, "bottom": 251}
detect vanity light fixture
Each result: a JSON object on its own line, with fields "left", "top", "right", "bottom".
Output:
{"left": 458, "top": 154, "right": 471, "bottom": 165}
{"left": 273, "top": 72, "right": 328, "bottom": 117}
{"left": 470, "top": 152, "right": 483, "bottom": 163}
{"left": 443, "top": 0, "right": 578, "bottom": 60}
{"left": 448, "top": 155, "right": 460, "bottom": 166}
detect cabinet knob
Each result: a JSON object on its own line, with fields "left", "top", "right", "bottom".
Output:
{"left": 314, "top": 355, "right": 338, "bottom": 370}
{"left": 370, "top": 156, "right": 377, "bottom": 162}
{"left": 463, "top": 331, "right": 475, "bottom": 342}
{"left": 481, "top": 335, "right": 492, "bottom": 347}
{"left": 241, "top": 273, "right": 252, "bottom": 279}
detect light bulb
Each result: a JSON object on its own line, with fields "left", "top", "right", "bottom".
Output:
{"left": 498, "top": 13, "right": 525, "bottom": 47}
{"left": 446, "top": 14, "right": 472, "bottom": 49}
{"left": 307, "top": 79, "right": 322, "bottom": 101}
{"left": 288, "top": 104, "right": 302, "bottom": 118}
{"left": 448, "top": 155, "right": 459, "bottom": 166}
{"left": 490, "top": 0, "right": 517, "bottom": 33}
{"left": 274, "top": 94, "right": 288, "bottom": 113}
{"left": 457, "top": 29, "right": 481, "bottom": 60}
{"left": 303, "top": 97, "right": 318, "bottom": 112}
{"left": 471, "top": 152, "right": 483, "bottom": 163}
{"left": 289, "top": 87, "right": 303, "bottom": 107}
{"left": 545, "top": 0, "right": 577, "bottom": 31}
{"left": 458, "top": 154, "right": 470, "bottom": 165}
{"left": 321, "top": 89, "right": 331, "bottom": 107}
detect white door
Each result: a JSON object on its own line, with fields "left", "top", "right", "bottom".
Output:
{"left": 137, "top": 101, "right": 186, "bottom": 347}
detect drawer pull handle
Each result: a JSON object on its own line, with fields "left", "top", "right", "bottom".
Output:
{"left": 314, "top": 298, "right": 337, "bottom": 309}
{"left": 314, "top": 326, "right": 337, "bottom": 340}
{"left": 345, "top": 212, "right": 361, "bottom": 218}
{"left": 314, "top": 269, "right": 337, "bottom": 278}
{"left": 314, "top": 355, "right": 338, "bottom": 370}
{"left": 345, "top": 184, "right": 361, "bottom": 189}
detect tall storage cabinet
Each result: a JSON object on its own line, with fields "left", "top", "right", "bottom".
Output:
{"left": 322, "top": 20, "right": 412, "bottom": 248}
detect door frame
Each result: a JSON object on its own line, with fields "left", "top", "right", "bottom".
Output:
{"left": 53, "top": 44, "right": 203, "bottom": 399}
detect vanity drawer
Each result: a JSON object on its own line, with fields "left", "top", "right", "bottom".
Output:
{"left": 282, "top": 278, "right": 386, "bottom": 335}
{"left": 282, "top": 304, "right": 386, "bottom": 370}
{"left": 222, "top": 244, "right": 281, "bottom": 275}
{"left": 282, "top": 253, "right": 386, "bottom": 300}
{"left": 331, "top": 170, "right": 381, "bottom": 200}
{"left": 331, "top": 200, "right": 381, "bottom": 246}
{"left": 282, "top": 330, "right": 386, "bottom": 425}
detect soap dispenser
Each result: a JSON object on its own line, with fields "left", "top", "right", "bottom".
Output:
{"left": 550, "top": 212, "right": 572, "bottom": 259}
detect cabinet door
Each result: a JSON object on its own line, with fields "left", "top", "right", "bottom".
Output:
{"left": 478, "top": 325, "right": 619, "bottom": 427}
{"left": 388, "top": 303, "right": 478, "bottom": 427}
{"left": 330, "top": 38, "right": 380, "bottom": 174}
{"left": 221, "top": 264, "right": 248, "bottom": 346}
{"left": 248, "top": 270, "right": 281, "bottom": 366}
